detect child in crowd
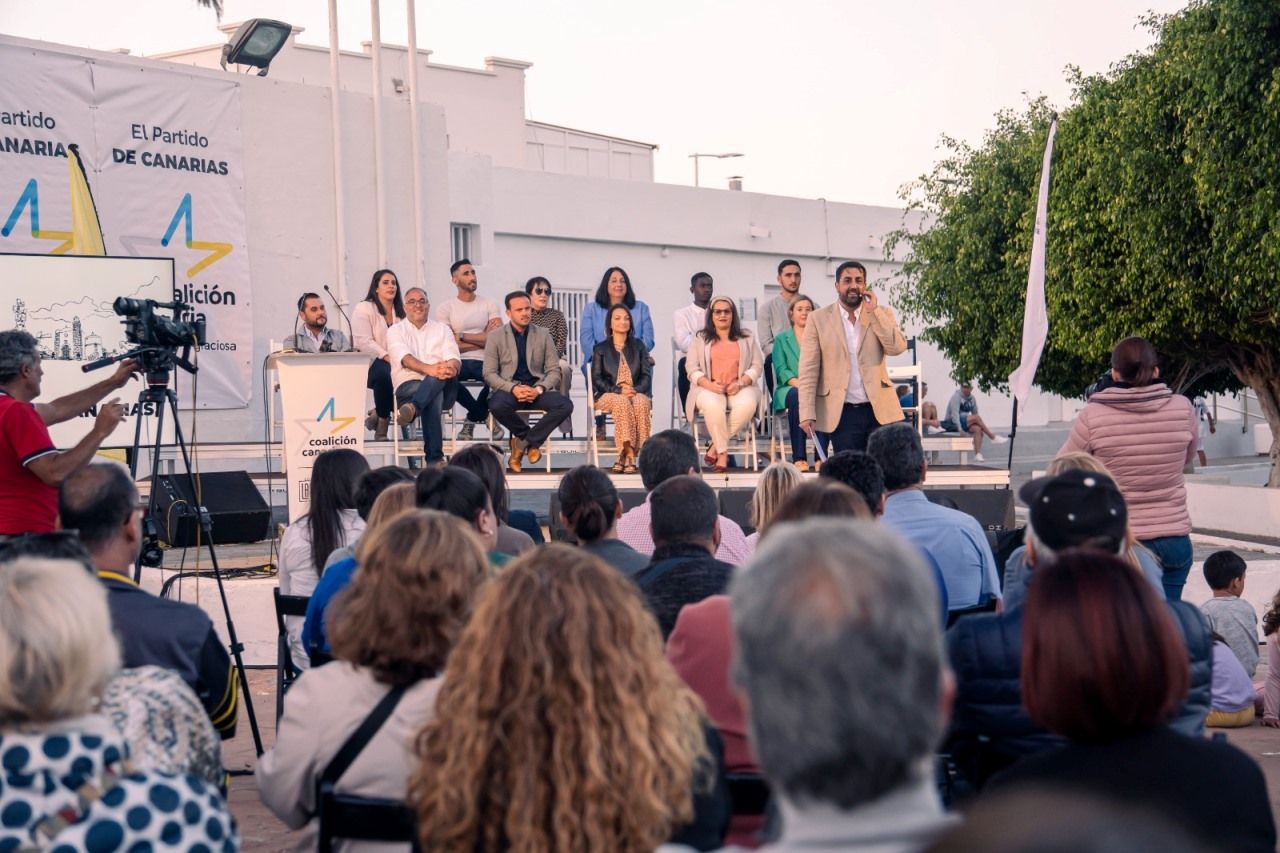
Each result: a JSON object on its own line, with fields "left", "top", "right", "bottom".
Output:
{"left": 1200, "top": 551, "right": 1259, "bottom": 677}
{"left": 1207, "top": 631, "right": 1257, "bottom": 727}
{"left": 1261, "top": 589, "right": 1280, "bottom": 728}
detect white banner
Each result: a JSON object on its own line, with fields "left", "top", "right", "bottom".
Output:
{"left": 0, "top": 44, "right": 252, "bottom": 408}
{"left": 274, "top": 353, "right": 370, "bottom": 522}
{"left": 1008, "top": 118, "right": 1057, "bottom": 412}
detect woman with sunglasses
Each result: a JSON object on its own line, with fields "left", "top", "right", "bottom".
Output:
{"left": 525, "top": 277, "right": 573, "bottom": 406}
{"left": 686, "top": 297, "right": 763, "bottom": 472}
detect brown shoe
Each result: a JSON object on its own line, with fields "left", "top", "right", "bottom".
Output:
{"left": 374, "top": 417, "right": 389, "bottom": 441}
{"left": 794, "top": 459, "right": 809, "bottom": 473}
{"left": 508, "top": 437, "right": 526, "bottom": 473}
{"left": 526, "top": 444, "right": 542, "bottom": 465}
{"left": 364, "top": 408, "right": 379, "bottom": 431}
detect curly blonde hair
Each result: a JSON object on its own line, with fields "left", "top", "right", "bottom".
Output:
{"left": 329, "top": 510, "right": 487, "bottom": 686}
{"left": 410, "top": 544, "right": 709, "bottom": 852}
{"left": 750, "top": 460, "right": 804, "bottom": 531}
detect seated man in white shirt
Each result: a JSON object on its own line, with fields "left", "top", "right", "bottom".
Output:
{"left": 386, "top": 288, "right": 461, "bottom": 464}
{"left": 672, "top": 272, "right": 713, "bottom": 410}
{"left": 286, "top": 292, "right": 349, "bottom": 353}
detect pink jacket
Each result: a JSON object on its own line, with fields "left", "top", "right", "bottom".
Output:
{"left": 1059, "top": 383, "right": 1197, "bottom": 539}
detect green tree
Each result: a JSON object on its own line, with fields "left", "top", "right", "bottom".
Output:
{"left": 887, "top": 0, "right": 1280, "bottom": 485}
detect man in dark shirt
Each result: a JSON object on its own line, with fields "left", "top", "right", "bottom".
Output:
{"left": 59, "top": 462, "right": 238, "bottom": 739}
{"left": 633, "top": 475, "right": 732, "bottom": 638}
{"left": 483, "top": 292, "right": 573, "bottom": 472}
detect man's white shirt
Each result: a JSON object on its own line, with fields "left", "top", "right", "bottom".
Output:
{"left": 386, "top": 319, "right": 461, "bottom": 390}
{"left": 841, "top": 308, "right": 868, "bottom": 405}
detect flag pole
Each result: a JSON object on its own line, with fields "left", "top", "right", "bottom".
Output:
{"left": 1007, "top": 399, "right": 1018, "bottom": 471}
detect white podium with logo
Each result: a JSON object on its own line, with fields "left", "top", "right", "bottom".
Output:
{"left": 268, "top": 352, "right": 371, "bottom": 523}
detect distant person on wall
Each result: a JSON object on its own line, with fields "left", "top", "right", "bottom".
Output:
{"left": 592, "top": 304, "right": 653, "bottom": 474}
{"left": 386, "top": 288, "right": 461, "bottom": 465}
{"left": 920, "top": 381, "right": 942, "bottom": 432}
{"left": 942, "top": 382, "right": 1007, "bottom": 463}
{"left": 769, "top": 293, "right": 820, "bottom": 470}
{"left": 797, "top": 260, "right": 908, "bottom": 453}
{"left": 672, "top": 272, "right": 714, "bottom": 411}
{"left": 1193, "top": 394, "right": 1216, "bottom": 467}
{"left": 758, "top": 258, "right": 805, "bottom": 400}
{"left": 352, "top": 268, "right": 405, "bottom": 440}
{"left": 286, "top": 292, "right": 349, "bottom": 352}
{"left": 0, "top": 329, "right": 135, "bottom": 535}
{"left": 435, "top": 259, "right": 503, "bottom": 442}
{"left": 580, "top": 266, "right": 655, "bottom": 441}
{"left": 483, "top": 292, "right": 574, "bottom": 473}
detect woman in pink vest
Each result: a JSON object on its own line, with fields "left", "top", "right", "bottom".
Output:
{"left": 1058, "top": 336, "right": 1198, "bottom": 600}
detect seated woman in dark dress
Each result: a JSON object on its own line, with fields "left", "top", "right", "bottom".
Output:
{"left": 987, "top": 549, "right": 1275, "bottom": 853}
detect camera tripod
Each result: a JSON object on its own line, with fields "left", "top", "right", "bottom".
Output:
{"left": 125, "top": 364, "right": 264, "bottom": 758}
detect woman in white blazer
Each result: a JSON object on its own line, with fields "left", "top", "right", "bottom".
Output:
{"left": 686, "top": 296, "right": 763, "bottom": 472}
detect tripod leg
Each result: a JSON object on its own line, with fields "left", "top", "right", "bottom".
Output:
{"left": 134, "top": 392, "right": 167, "bottom": 584}
{"left": 166, "top": 390, "right": 265, "bottom": 758}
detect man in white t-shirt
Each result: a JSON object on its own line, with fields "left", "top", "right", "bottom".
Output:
{"left": 434, "top": 259, "right": 502, "bottom": 441}
{"left": 386, "top": 288, "right": 461, "bottom": 463}
{"left": 672, "top": 272, "right": 713, "bottom": 410}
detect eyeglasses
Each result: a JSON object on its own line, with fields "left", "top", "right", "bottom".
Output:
{"left": 405, "top": 299, "right": 428, "bottom": 306}
{"left": 711, "top": 308, "right": 733, "bottom": 316}
{"left": 532, "top": 287, "right": 551, "bottom": 296}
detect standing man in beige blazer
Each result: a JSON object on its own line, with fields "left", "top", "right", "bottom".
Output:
{"left": 798, "top": 261, "right": 908, "bottom": 453}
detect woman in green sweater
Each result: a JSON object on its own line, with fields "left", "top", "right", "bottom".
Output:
{"left": 771, "top": 294, "right": 818, "bottom": 470}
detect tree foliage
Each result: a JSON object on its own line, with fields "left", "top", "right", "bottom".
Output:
{"left": 886, "top": 0, "right": 1280, "bottom": 483}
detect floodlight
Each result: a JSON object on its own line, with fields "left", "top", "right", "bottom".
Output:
{"left": 220, "top": 19, "right": 292, "bottom": 77}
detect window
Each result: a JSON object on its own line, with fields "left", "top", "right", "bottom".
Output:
{"left": 450, "top": 223, "right": 477, "bottom": 264}
{"left": 552, "top": 289, "right": 592, "bottom": 368}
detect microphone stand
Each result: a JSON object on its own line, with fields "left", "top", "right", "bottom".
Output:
{"left": 324, "top": 284, "right": 356, "bottom": 352}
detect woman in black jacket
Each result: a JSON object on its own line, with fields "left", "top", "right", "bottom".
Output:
{"left": 591, "top": 304, "right": 652, "bottom": 473}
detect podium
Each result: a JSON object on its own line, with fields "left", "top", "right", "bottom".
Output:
{"left": 267, "top": 351, "right": 371, "bottom": 523}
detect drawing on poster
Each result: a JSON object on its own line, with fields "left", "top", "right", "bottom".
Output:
{"left": 3, "top": 253, "right": 174, "bottom": 364}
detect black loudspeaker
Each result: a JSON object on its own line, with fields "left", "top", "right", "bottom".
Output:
{"left": 925, "top": 488, "right": 1015, "bottom": 531}
{"left": 152, "top": 471, "right": 272, "bottom": 546}
{"left": 548, "top": 489, "right": 648, "bottom": 543}
{"left": 718, "top": 488, "right": 756, "bottom": 535}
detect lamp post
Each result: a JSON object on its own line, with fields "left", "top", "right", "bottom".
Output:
{"left": 689, "top": 152, "right": 743, "bottom": 187}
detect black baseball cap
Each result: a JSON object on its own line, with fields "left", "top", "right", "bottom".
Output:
{"left": 1019, "top": 469, "right": 1128, "bottom": 552}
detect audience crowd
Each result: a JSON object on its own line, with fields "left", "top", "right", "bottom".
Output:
{"left": 3, "top": 276, "right": 1277, "bottom": 853}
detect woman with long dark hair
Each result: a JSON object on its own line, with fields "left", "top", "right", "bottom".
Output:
{"left": 1057, "top": 336, "right": 1198, "bottom": 600}
{"left": 686, "top": 296, "right": 763, "bottom": 472}
{"left": 353, "top": 268, "right": 406, "bottom": 439}
{"left": 557, "top": 465, "right": 648, "bottom": 576}
{"left": 988, "top": 549, "right": 1275, "bottom": 853}
{"left": 580, "top": 267, "right": 655, "bottom": 439}
{"left": 591, "top": 304, "right": 653, "bottom": 473}
{"left": 449, "top": 444, "right": 536, "bottom": 556}
{"left": 280, "top": 448, "right": 369, "bottom": 669}
{"left": 415, "top": 466, "right": 505, "bottom": 568}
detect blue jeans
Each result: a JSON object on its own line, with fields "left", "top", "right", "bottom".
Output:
{"left": 1140, "top": 534, "right": 1193, "bottom": 602}
{"left": 454, "top": 360, "right": 490, "bottom": 423}
{"left": 784, "top": 387, "right": 828, "bottom": 462}
{"left": 396, "top": 377, "right": 456, "bottom": 462}
{"left": 827, "top": 402, "right": 879, "bottom": 453}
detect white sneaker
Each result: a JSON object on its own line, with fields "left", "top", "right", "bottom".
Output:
{"left": 991, "top": 435, "right": 1009, "bottom": 444}
{"left": 974, "top": 452, "right": 986, "bottom": 463}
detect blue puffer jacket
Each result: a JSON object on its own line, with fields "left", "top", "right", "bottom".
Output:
{"left": 945, "top": 599, "right": 1212, "bottom": 787}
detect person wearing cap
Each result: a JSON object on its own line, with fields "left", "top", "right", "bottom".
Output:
{"left": 943, "top": 468, "right": 1213, "bottom": 790}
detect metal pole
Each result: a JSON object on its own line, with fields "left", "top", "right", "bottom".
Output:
{"left": 370, "top": 0, "right": 388, "bottom": 267}
{"left": 693, "top": 156, "right": 700, "bottom": 187}
{"left": 327, "top": 0, "right": 348, "bottom": 304}
{"left": 405, "top": 0, "right": 425, "bottom": 289}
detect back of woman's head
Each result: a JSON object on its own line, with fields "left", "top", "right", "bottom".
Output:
{"left": 411, "top": 545, "right": 706, "bottom": 852}
{"left": 557, "top": 466, "right": 619, "bottom": 544}
{"left": 1022, "top": 548, "right": 1188, "bottom": 742}
{"left": 415, "top": 466, "right": 490, "bottom": 528}
{"left": 1110, "top": 336, "right": 1160, "bottom": 386}
{"left": 750, "top": 461, "right": 804, "bottom": 531}
{"left": 306, "top": 449, "right": 371, "bottom": 570}
{"left": 332, "top": 510, "right": 487, "bottom": 686}
{"left": 762, "top": 479, "right": 870, "bottom": 539}
{"left": 363, "top": 482, "right": 417, "bottom": 537}
{"left": 448, "top": 445, "right": 510, "bottom": 522}
{"left": 0, "top": 558, "right": 120, "bottom": 723}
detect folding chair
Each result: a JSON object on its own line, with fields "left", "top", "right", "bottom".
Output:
{"left": 585, "top": 367, "right": 617, "bottom": 469}
{"left": 317, "top": 785, "right": 420, "bottom": 852}
{"left": 272, "top": 588, "right": 310, "bottom": 723}
{"left": 690, "top": 402, "right": 761, "bottom": 472}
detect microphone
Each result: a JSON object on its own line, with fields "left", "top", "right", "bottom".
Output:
{"left": 324, "top": 284, "right": 355, "bottom": 352}
{"left": 290, "top": 308, "right": 300, "bottom": 353}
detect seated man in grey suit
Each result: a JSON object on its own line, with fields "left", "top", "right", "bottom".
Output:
{"left": 483, "top": 292, "right": 574, "bottom": 472}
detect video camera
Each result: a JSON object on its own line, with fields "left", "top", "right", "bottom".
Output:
{"left": 82, "top": 297, "right": 205, "bottom": 379}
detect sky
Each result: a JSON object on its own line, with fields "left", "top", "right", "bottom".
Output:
{"left": 1, "top": 0, "right": 1189, "bottom": 208}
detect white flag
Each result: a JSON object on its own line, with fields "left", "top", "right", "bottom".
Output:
{"left": 1008, "top": 117, "right": 1057, "bottom": 412}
